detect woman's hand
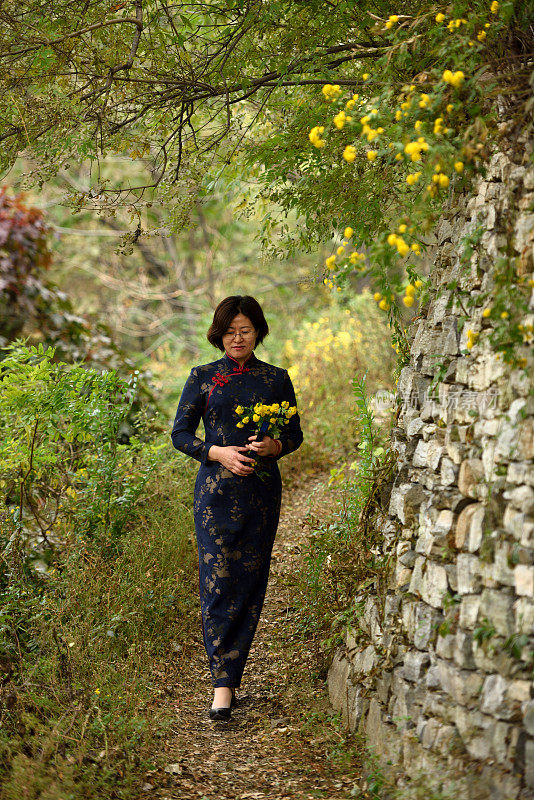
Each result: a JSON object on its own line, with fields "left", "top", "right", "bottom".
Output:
{"left": 207, "top": 445, "right": 256, "bottom": 476}
{"left": 246, "top": 435, "right": 278, "bottom": 457}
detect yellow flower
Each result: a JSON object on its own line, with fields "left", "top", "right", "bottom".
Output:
{"left": 325, "top": 255, "right": 336, "bottom": 269}
{"left": 403, "top": 295, "right": 415, "bottom": 307}
{"left": 435, "top": 12, "right": 445, "bottom": 22}
{"left": 406, "top": 172, "right": 421, "bottom": 185}
{"left": 454, "top": 161, "right": 464, "bottom": 173}
{"left": 446, "top": 103, "right": 454, "bottom": 113}
{"left": 466, "top": 329, "right": 479, "bottom": 350}
{"left": 432, "top": 174, "right": 440, "bottom": 183}
{"left": 251, "top": 414, "right": 259, "bottom": 422}
{"left": 362, "top": 73, "right": 369, "bottom": 80}
{"left": 395, "top": 152, "right": 403, "bottom": 161}
{"left": 395, "top": 109, "right": 402, "bottom": 121}
{"left": 414, "top": 120, "right": 423, "bottom": 130}
{"left": 490, "top": 1, "right": 499, "bottom": 12}
{"left": 236, "top": 405, "right": 244, "bottom": 415}
{"left": 281, "top": 401, "right": 289, "bottom": 409}
{"left": 309, "top": 126, "right": 326, "bottom": 148}
{"left": 337, "top": 246, "right": 345, "bottom": 255}
{"left": 387, "top": 234, "right": 398, "bottom": 246}
{"left": 385, "top": 19, "right": 393, "bottom": 28}
{"left": 367, "top": 150, "right": 377, "bottom": 161}
{"left": 396, "top": 238, "right": 410, "bottom": 257}
{"left": 404, "top": 141, "right": 421, "bottom": 156}
{"left": 482, "top": 307, "right": 491, "bottom": 318}
{"left": 346, "top": 98, "right": 356, "bottom": 109}
{"left": 414, "top": 279, "right": 423, "bottom": 288}
{"left": 438, "top": 173, "right": 450, "bottom": 188}
{"left": 236, "top": 422, "right": 244, "bottom": 428}
{"left": 242, "top": 416, "right": 249, "bottom": 424}
{"left": 322, "top": 83, "right": 341, "bottom": 100}
{"left": 373, "top": 292, "right": 382, "bottom": 301}
{"left": 442, "top": 69, "right": 454, "bottom": 83}
{"left": 343, "top": 145, "right": 357, "bottom": 163}
{"left": 405, "top": 284, "right": 416, "bottom": 296}
{"left": 500, "top": 311, "right": 509, "bottom": 319}
{"left": 477, "top": 30, "right": 486, "bottom": 41}
{"left": 398, "top": 223, "right": 407, "bottom": 233}
{"left": 388, "top": 14, "right": 399, "bottom": 22}
{"left": 334, "top": 110, "right": 347, "bottom": 129}
{"left": 254, "top": 403, "right": 262, "bottom": 414}
{"left": 344, "top": 227, "right": 353, "bottom": 239}
{"left": 270, "top": 417, "right": 276, "bottom": 424}
{"left": 411, "top": 243, "right": 421, "bottom": 254}
{"left": 378, "top": 298, "right": 390, "bottom": 311}
{"left": 451, "top": 70, "right": 465, "bottom": 87}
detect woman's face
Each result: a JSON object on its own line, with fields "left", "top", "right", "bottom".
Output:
{"left": 222, "top": 312, "right": 258, "bottom": 361}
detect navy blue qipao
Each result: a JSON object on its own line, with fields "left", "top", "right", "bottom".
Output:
{"left": 170, "top": 350, "right": 303, "bottom": 688}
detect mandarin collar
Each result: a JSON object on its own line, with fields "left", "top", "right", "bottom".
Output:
{"left": 223, "top": 350, "right": 257, "bottom": 369}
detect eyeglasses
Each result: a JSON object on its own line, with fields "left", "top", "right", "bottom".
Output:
{"left": 223, "top": 328, "right": 256, "bottom": 340}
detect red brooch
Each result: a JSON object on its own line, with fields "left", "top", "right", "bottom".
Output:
{"left": 232, "top": 365, "right": 250, "bottom": 374}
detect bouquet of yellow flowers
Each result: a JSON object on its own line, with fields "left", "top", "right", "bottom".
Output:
{"left": 235, "top": 401, "right": 297, "bottom": 437}
{"left": 234, "top": 401, "right": 297, "bottom": 480}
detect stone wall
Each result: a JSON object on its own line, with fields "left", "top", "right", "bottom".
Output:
{"left": 327, "top": 127, "right": 534, "bottom": 799}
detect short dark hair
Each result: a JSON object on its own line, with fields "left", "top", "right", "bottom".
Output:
{"left": 207, "top": 295, "right": 269, "bottom": 351}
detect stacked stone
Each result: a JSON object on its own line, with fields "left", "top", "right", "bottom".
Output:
{"left": 328, "top": 134, "right": 534, "bottom": 799}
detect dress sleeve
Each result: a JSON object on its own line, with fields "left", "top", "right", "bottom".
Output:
{"left": 170, "top": 368, "right": 212, "bottom": 465}
{"left": 274, "top": 370, "right": 304, "bottom": 460}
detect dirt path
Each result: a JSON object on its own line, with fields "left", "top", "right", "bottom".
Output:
{"left": 139, "top": 473, "right": 362, "bottom": 800}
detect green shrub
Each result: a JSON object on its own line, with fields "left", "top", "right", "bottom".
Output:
{"left": 0, "top": 341, "right": 198, "bottom": 798}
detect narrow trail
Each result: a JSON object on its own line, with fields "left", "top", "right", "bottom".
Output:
{"left": 138, "top": 472, "right": 362, "bottom": 800}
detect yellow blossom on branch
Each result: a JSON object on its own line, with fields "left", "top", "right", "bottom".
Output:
{"left": 309, "top": 126, "right": 325, "bottom": 148}
{"left": 343, "top": 145, "right": 357, "bottom": 162}
{"left": 334, "top": 110, "right": 350, "bottom": 129}
{"left": 322, "top": 84, "right": 341, "bottom": 101}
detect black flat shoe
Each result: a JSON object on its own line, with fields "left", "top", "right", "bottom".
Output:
{"left": 208, "top": 688, "right": 236, "bottom": 721}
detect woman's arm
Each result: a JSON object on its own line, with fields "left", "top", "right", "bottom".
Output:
{"left": 170, "top": 369, "right": 213, "bottom": 464}
{"left": 274, "top": 370, "right": 304, "bottom": 460}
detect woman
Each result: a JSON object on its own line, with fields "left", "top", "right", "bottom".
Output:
{"left": 170, "top": 295, "right": 303, "bottom": 721}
